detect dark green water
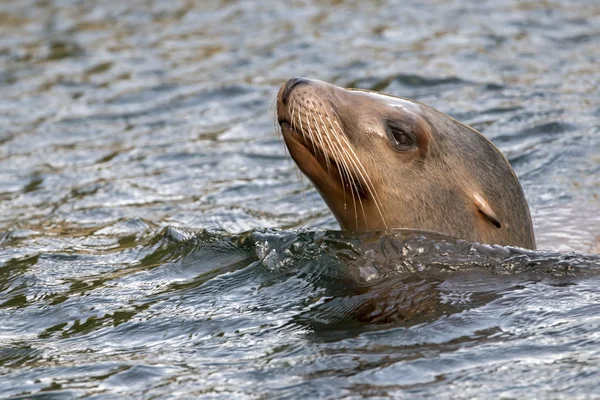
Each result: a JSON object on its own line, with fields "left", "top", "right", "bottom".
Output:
{"left": 1, "top": 0, "right": 599, "bottom": 398}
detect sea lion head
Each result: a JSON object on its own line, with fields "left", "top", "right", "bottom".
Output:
{"left": 276, "top": 77, "right": 536, "bottom": 249}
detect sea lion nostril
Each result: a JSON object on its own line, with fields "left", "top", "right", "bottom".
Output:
{"left": 282, "top": 77, "right": 312, "bottom": 105}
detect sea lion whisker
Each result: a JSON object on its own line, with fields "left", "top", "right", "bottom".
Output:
{"left": 311, "top": 115, "right": 332, "bottom": 174}
{"left": 293, "top": 98, "right": 307, "bottom": 141}
{"left": 332, "top": 119, "right": 384, "bottom": 208}
{"left": 290, "top": 98, "right": 298, "bottom": 132}
{"left": 269, "top": 92, "right": 280, "bottom": 137}
{"left": 318, "top": 113, "right": 344, "bottom": 177}
{"left": 313, "top": 114, "right": 333, "bottom": 174}
{"left": 340, "top": 136, "right": 386, "bottom": 230}
{"left": 318, "top": 116, "right": 338, "bottom": 180}
{"left": 318, "top": 114, "right": 354, "bottom": 215}
{"left": 325, "top": 120, "right": 358, "bottom": 220}
{"left": 294, "top": 109, "right": 306, "bottom": 142}
{"left": 268, "top": 91, "right": 279, "bottom": 112}
{"left": 302, "top": 110, "right": 320, "bottom": 160}
{"left": 325, "top": 120, "right": 352, "bottom": 212}
{"left": 281, "top": 99, "right": 308, "bottom": 195}
{"left": 326, "top": 117, "right": 369, "bottom": 229}
{"left": 341, "top": 148, "right": 367, "bottom": 229}
{"left": 317, "top": 115, "right": 341, "bottom": 174}
{"left": 273, "top": 114, "right": 290, "bottom": 166}
{"left": 324, "top": 116, "right": 361, "bottom": 225}
{"left": 340, "top": 143, "right": 372, "bottom": 229}
{"left": 272, "top": 102, "right": 281, "bottom": 139}
{"left": 333, "top": 120, "right": 387, "bottom": 230}
{"left": 337, "top": 148, "right": 355, "bottom": 217}
{"left": 300, "top": 108, "right": 318, "bottom": 156}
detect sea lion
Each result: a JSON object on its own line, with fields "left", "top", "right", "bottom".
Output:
{"left": 276, "top": 77, "right": 536, "bottom": 249}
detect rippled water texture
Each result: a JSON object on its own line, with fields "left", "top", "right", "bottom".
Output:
{"left": 1, "top": 0, "right": 599, "bottom": 398}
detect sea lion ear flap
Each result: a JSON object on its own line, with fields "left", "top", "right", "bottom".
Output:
{"left": 472, "top": 193, "right": 502, "bottom": 229}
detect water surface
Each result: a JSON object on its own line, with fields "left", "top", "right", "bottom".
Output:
{"left": 1, "top": 0, "right": 599, "bottom": 398}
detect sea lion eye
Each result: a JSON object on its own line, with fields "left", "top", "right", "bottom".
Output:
{"left": 386, "top": 124, "right": 415, "bottom": 151}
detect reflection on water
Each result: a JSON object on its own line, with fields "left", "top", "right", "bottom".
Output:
{"left": 0, "top": 0, "right": 599, "bottom": 398}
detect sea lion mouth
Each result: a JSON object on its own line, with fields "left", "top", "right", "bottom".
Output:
{"left": 278, "top": 120, "right": 366, "bottom": 199}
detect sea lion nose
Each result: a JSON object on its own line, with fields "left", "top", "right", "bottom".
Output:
{"left": 281, "top": 77, "right": 312, "bottom": 105}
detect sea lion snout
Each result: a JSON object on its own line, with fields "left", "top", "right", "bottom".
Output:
{"left": 281, "top": 77, "right": 312, "bottom": 105}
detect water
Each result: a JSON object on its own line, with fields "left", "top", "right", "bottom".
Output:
{"left": 0, "top": 0, "right": 599, "bottom": 398}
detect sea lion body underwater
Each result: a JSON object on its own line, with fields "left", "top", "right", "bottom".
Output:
{"left": 276, "top": 77, "right": 536, "bottom": 249}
